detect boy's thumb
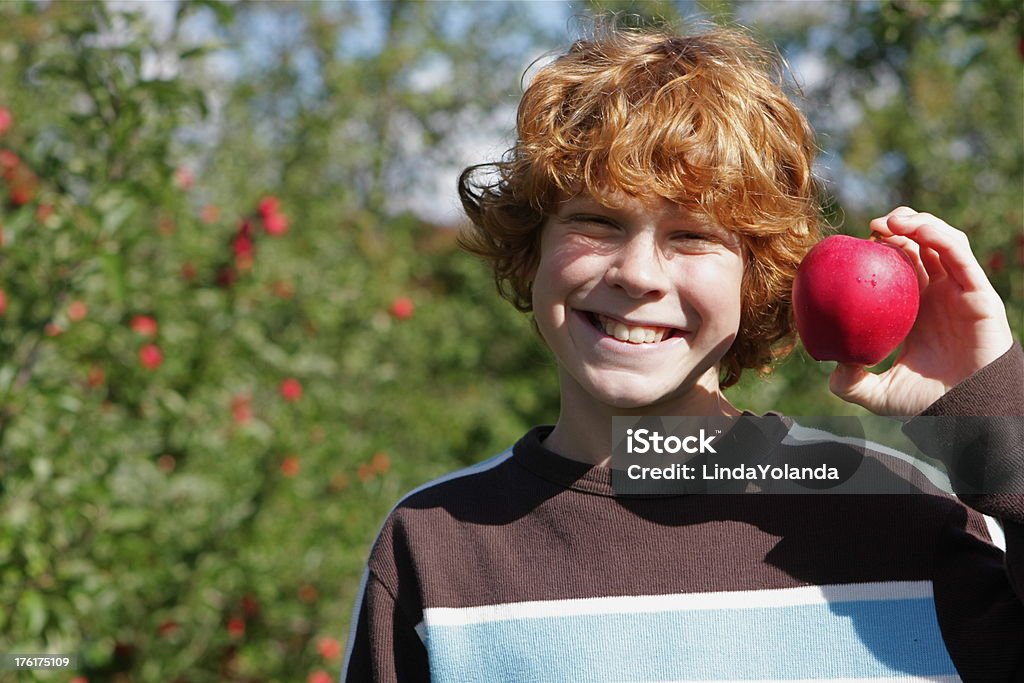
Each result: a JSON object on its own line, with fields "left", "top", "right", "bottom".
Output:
{"left": 828, "top": 363, "right": 879, "bottom": 409}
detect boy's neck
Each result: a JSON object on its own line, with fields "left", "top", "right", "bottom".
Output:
{"left": 542, "top": 367, "right": 742, "bottom": 467}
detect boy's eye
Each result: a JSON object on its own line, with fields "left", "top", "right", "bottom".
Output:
{"left": 670, "top": 231, "right": 718, "bottom": 244}
{"left": 668, "top": 230, "right": 738, "bottom": 254}
{"left": 570, "top": 214, "right": 617, "bottom": 227}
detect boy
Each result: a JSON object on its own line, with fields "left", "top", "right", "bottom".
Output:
{"left": 343, "top": 22, "right": 1022, "bottom": 682}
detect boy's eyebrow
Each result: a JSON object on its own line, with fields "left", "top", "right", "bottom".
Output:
{"left": 555, "top": 194, "right": 725, "bottom": 232}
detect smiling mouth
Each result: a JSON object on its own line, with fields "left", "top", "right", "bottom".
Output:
{"left": 585, "top": 312, "right": 684, "bottom": 344}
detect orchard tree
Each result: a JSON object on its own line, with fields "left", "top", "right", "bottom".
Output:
{"left": 0, "top": 1, "right": 561, "bottom": 680}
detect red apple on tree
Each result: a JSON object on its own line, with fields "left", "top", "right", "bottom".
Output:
{"left": 279, "top": 377, "right": 303, "bottom": 402}
{"left": 139, "top": 343, "right": 164, "bottom": 370}
{"left": 793, "top": 234, "right": 920, "bottom": 366}
{"left": 258, "top": 195, "right": 280, "bottom": 217}
{"left": 263, "top": 211, "right": 289, "bottom": 236}
{"left": 390, "top": 296, "right": 414, "bottom": 320}
{"left": 131, "top": 315, "right": 159, "bottom": 337}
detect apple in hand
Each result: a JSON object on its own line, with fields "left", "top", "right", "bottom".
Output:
{"left": 792, "top": 234, "right": 920, "bottom": 365}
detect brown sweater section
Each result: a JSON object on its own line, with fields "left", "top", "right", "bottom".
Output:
{"left": 376, "top": 428, "right": 962, "bottom": 607}
{"left": 345, "top": 342, "right": 1024, "bottom": 682}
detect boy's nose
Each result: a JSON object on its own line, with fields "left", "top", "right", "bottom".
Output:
{"left": 603, "top": 235, "right": 670, "bottom": 299}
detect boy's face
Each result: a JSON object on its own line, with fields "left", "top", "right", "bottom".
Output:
{"left": 532, "top": 191, "right": 744, "bottom": 412}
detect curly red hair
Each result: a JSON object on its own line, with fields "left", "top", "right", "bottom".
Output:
{"left": 458, "top": 22, "right": 823, "bottom": 387}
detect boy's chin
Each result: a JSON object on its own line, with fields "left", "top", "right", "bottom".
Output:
{"left": 575, "top": 366, "right": 721, "bottom": 413}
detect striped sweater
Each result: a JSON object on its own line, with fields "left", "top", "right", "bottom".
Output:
{"left": 342, "top": 344, "right": 1024, "bottom": 682}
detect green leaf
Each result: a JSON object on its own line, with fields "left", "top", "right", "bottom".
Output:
{"left": 19, "top": 590, "right": 47, "bottom": 636}
{"left": 98, "top": 195, "right": 137, "bottom": 237}
{"left": 180, "top": 43, "right": 226, "bottom": 61}
{"left": 188, "top": 0, "right": 235, "bottom": 25}
{"left": 101, "top": 252, "right": 126, "bottom": 309}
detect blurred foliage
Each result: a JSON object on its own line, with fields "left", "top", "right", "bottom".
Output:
{"left": 0, "top": 1, "right": 1020, "bottom": 681}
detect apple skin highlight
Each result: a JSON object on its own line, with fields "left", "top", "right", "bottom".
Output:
{"left": 793, "top": 234, "right": 920, "bottom": 366}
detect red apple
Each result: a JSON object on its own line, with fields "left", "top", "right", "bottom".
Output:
{"left": 263, "top": 212, "right": 289, "bottom": 236}
{"left": 389, "top": 296, "right": 414, "bottom": 320}
{"left": 9, "top": 183, "right": 34, "bottom": 206}
{"left": 231, "top": 393, "right": 252, "bottom": 424}
{"left": 280, "top": 455, "right": 300, "bottom": 477}
{"left": 131, "top": 315, "right": 159, "bottom": 337}
{"left": 316, "top": 636, "right": 342, "bottom": 660}
{"left": 0, "top": 150, "right": 19, "bottom": 174}
{"left": 279, "top": 377, "right": 303, "bottom": 402}
{"left": 67, "top": 300, "right": 88, "bottom": 322}
{"left": 258, "top": 196, "right": 280, "bottom": 217}
{"left": 793, "top": 234, "right": 919, "bottom": 365}
{"left": 158, "top": 619, "right": 180, "bottom": 638}
{"left": 226, "top": 616, "right": 245, "bottom": 639}
{"left": 139, "top": 343, "right": 164, "bottom": 370}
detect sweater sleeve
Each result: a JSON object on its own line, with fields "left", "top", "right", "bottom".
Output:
{"left": 341, "top": 570, "right": 431, "bottom": 683}
{"left": 902, "top": 341, "right": 1024, "bottom": 679}
{"left": 903, "top": 341, "right": 1024, "bottom": 519}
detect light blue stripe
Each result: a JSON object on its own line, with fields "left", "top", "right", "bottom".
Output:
{"left": 425, "top": 597, "right": 956, "bottom": 682}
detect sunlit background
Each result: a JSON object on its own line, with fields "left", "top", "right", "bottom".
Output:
{"left": 0, "top": 1, "right": 1020, "bottom": 681}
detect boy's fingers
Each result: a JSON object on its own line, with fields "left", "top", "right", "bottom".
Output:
{"left": 918, "top": 245, "right": 946, "bottom": 282}
{"left": 884, "top": 213, "right": 986, "bottom": 292}
{"left": 869, "top": 206, "right": 917, "bottom": 236}
{"left": 828, "top": 363, "right": 880, "bottom": 411}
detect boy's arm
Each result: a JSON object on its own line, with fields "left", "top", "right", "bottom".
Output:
{"left": 902, "top": 343, "right": 1024, "bottom": 677}
{"left": 341, "top": 569, "right": 430, "bottom": 683}
{"left": 903, "top": 341, "right": 1024, "bottom": 521}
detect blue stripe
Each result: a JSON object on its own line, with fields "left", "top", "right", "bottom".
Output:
{"left": 425, "top": 597, "right": 956, "bottom": 682}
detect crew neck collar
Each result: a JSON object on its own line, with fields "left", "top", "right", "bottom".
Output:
{"left": 512, "top": 413, "right": 791, "bottom": 497}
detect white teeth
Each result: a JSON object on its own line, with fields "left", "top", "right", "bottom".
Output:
{"left": 596, "top": 314, "right": 673, "bottom": 345}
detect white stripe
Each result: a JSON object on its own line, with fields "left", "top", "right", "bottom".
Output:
{"left": 783, "top": 422, "right": 953, "bottom": 492}
{"left": 787, "top": 422, "right": 1011, "bottom": 553}
{"left": 422, "top": 580, "right": 934, "bottom": 627}
{"left": 985, "top": 514, "right": 1007, "bottom": 550}
{"left": 340, "top": 447, "right": 516, "bottom": 677}
{"left": 621, "top": 677, "right": 961, "bottom": 683}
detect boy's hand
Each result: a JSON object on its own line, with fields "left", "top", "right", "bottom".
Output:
{"left": 828, "top": 207, "right": 1014, "bottom": 416}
